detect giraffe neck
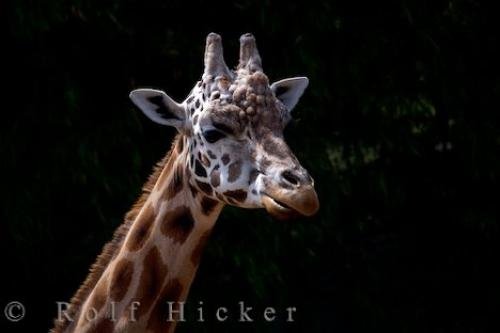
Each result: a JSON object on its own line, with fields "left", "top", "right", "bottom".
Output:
{"left": 62, "top": 136, "right": 224, "bottom": 333}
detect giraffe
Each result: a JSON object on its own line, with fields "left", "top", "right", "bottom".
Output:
{"left": 51, "top": 33, "right": 319, "bottom": 333}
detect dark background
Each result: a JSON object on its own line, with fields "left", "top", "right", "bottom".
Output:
{"left": 2, "top": 0, "right": 499, "bottom": 332}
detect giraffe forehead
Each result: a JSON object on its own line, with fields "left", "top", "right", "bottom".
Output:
{"left": 202, "top": 71, "right": 269, "bottom": 95}
{"left": 194, "top": 71, "right": 284, "bottom": 125}
{"left": 195, "top": 98, "right": 285, "bottom": 137}
{"left": 230, "top": 72, "right": 281, "bottom": 121}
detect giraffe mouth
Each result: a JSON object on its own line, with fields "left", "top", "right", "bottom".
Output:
{"left": 261, "top": 186, "right": 319, "bottom": 220}
{"left": 261, "top": 195, "right": 302, "bottom": 220}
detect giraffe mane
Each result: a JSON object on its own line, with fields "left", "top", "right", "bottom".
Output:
{"left": 51, "top": 134, "right": 183, "bottom": 333}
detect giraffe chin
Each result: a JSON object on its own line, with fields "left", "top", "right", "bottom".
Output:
{"left": 262, "top": 195, "right": 306, "bottom": 220}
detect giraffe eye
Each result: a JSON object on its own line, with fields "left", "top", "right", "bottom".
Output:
{"left": 202, "top": 129, "right": 226, "bottom": 143}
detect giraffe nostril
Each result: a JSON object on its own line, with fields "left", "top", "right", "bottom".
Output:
{"left": 281, "top": 170, "right": 301, "bottom": 186}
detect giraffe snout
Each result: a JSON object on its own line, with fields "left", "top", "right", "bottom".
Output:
{"left": 261, "top": 166, "right": 319, "bottom": 219}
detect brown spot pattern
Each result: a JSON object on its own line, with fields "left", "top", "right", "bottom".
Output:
{"left": 161, "top": 206, "right": 195, "bottom": 244}
{"left": 195, "top": 180, "right": 213, "bottom": 195}
{"left": 50, "top": 136, "right": 183, "bottom": 333}
{"left": 132, "top": 246, "right": 168, "bottom": 318}
{"left": 221, "top": 153, "right": 230, "bottom": 165}
{"left": 126, "top": 203, "right": 155, "bottom": 252}
{"left": 200, "top": 196, "right": 218, "bottom": 215}
{"left": 146, "top": 279, "right": 184, "bottom": 332}
{"left": 224, "top": 189, "right": 248, "bottom": 202}
{"left": 228, "top": 161, "right": 242, "bottom": 182}
{"left": 109, "top": 258, "right": 134, "bottom": 302}
{"left": 207, "top": 150, "right": 216, "bottom": 159}
{"left": 194, "top": 159, "right": 207, "bottom": 177}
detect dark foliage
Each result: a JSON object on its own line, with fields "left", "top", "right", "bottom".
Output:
{"left": 2, "top": 0, "right": 499, "bottom": 332}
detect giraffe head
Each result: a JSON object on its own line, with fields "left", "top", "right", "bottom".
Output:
{"left": 130, "top": 33, "right": 319, "bottom": 219}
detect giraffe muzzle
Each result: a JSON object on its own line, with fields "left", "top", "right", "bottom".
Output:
{"left": 262, "top": 184, "right": 319, "bottom": 220}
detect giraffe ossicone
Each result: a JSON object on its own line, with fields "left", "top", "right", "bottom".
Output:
{"left": 52, "top": 32, "right": 319, "bottom": 333}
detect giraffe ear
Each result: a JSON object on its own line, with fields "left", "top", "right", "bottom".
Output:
{"left": 129, "top": 89, "right": 186, "bottom": 128}
{"left": 270, "top": 77, "right": 309, "bottom": 112}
